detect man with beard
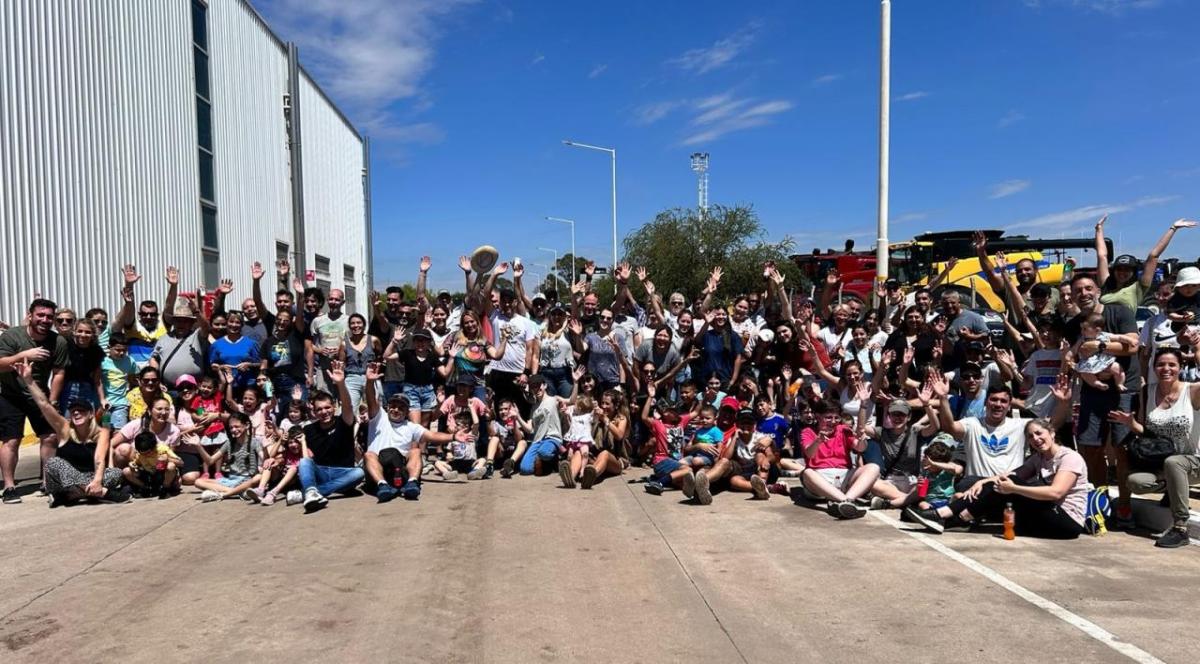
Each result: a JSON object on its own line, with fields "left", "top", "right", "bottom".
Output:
{"left": 0, "top": 299, "right": 69, "bottom": 503}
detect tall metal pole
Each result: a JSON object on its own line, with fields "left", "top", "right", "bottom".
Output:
{"left": 362, "top": 136, "right": 373, "bottom": 294}
{"left": 875, "top": 0, "right": 891, "bottom": 287}
{"left": 545, "top": 217, "right": 576, "bottom": 283}
{"left": 610, "top": 150, "right": 618, "bottom": 278}
{"left": 286, "top": 43, "right": 308, "bottom": 279}
{"left": 538, "top": 247, "right": 559, "bottom": 284}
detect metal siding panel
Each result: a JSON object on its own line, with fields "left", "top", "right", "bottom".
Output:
{"left": 0, "top": 0, "right": 198, "bottom": 321}
{"left": 208, "top": 0, "right": 293, "bottom": 290}
{"left": 298, "top": 72, "right": 366, "bottom": 313}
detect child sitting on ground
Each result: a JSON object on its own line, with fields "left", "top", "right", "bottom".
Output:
{"left": 492, "top": 399, "right": 528, "bottom": 479}
{"left": 123, "top": 430, "right": 182, "bottom": 498}
{"left": 641, "top": 382, "right": 696, "bottom": 495}
{"left": 1071, "top": 312, "right": 1125, "bottom": 392}
{"left": 183, "top": 374, "right": 226, "bottom": 480}
{"left": 559, "top": 394, "right": 596, "bottom": 488}
{"left": 915, "top": 437, "right": 959, "bottom": 511}
{"left": 434, "top": 411, "right": 479, "bottom": 481}
{"left": 250, "top": 422, "right": 306, "bottom": 505}
{"left": 679, "top": 404, "right": 721, "bottom": 470}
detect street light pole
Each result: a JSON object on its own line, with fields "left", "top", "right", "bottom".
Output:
{"left": 562, "top": 140, "right": 617, "bottom": 282}
{"left": 545, "top": 216, "right": 576, "bottom": 283}
{"left": 537, "top": 247, "right": 559, "bottom": 285}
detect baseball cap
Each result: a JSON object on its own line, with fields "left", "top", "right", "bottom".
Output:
{"left": 735, "top": 408, "right": 756, "bottom": 423}
{"left": 436, "top": 289, "right": 451, "bottom": 298}
{"left": 885, "top": 278, "right": 901, "bottom": 290}
{"left": 455, "top": 374, "right": 476, "bottom": 388}
{"left": 887, "top": 399, "right": 911, "bottom": 416}
{"left": 531, "top": 292, "right": 547, "bottom": 303}
{"left": 549, "top": 304, "right": 567, "bottom": 315}
{"left": 965, "top": 340, "right": 986, "bottom": 352}
{"left": 175, "top": 375, "right": 198, "bottom": 388}
{"left": 66, "top": 399, "right": 95, "bottom": 413}
{"left": 1112, "top": 254, "right": 1140, "bottom": 269}
{"left": 1174, "top": 266, "right": 1200, "bottom": 288}
{"left": 719, "top": 396, "right": 740, "bottom": 412}
{"left": 412, "top": 328, "right": 433, "bottom": 341}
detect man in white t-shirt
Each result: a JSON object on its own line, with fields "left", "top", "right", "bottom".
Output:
{"left": 488, "top": 288, "right": 540, "bottom": 416}
{"left": 933, "top": 372, "right": 1072, "bottom": 486}
{"left": 363, "top": 367, "right": 473, "bottom": 502}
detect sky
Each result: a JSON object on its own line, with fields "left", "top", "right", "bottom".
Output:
{"left": 255, "top": 0, "right": 1200, "bottom": 292}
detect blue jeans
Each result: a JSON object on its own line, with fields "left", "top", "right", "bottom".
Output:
{"left": 539, "top": 366, "right": 574, "bottom": 398}
{"left": 271, "top": 373, "right": 307, "bottom": 417}
{"left": 298, "top": 459, "right": 365, "bottom": 496}
{"left": 519, "top": 439, "right": 562, "bottom": 475}
{"left": 344, "top": 373, "right": 367, "bottom": 414}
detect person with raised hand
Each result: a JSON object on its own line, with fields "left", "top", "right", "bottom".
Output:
{"left": 297, "top": 360, "right": 365, "bottom": 512}
{"left": 1096, "top": 216, "right": 1197, "bottom": 312}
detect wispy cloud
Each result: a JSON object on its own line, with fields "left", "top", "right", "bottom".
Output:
{"left": 1007, "top": 194, "right": 1179, "bottom": 231}
{"left": 989, "top": 179, "right": 1032, "bottom": 199}
{"left": 530, "top": 52, "right": 545, "bottom": 66}
{"left": 1025, "top": 0, "right": 1164, "bottom": 15}
{"left": 588, "top": 64, "right": 607, "bottom": 78}
{"left": 812, "top": 73, "right": 843, "bottom": 86}
{"left": 666, "top": 21, "right": 761, "bottom": 75}
{"left": 1122, "top": 174, "right": 1146, "bottom": 185}
{"left": 255, "top": 0, "right": 472, "bottom": 141}
{"left": 681, "top": 94, "right": 793, "bottom": 145}
{"left": 1169, "top": 166, "right": 1200, "bottom": 179}
{"left": 891, "top": 212, "right": 928, "bottom": 224}
{"left": 632, "top": 100, "right": 686, "bottom": 126}
{"left": 895, "top": 91, "right": 929, "bottom": 102}
{"left": 997, "top": 110, "right": 1026, "bottom": 128}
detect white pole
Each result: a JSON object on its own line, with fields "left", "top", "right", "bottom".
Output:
{"left": 875, "top": 0, "right": 891, "bottom": 287}
{"left": 545, "top": 217, "right": 577, "bottom": 284}
{"left": 611, "top": 149, "right": 618, "bottom": 285}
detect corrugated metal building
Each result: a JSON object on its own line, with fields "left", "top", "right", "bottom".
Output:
{"left": 0, "top": 0, "right": 370, "bottom": 322}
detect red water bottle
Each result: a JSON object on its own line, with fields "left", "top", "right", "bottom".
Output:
{"left": 392, "top": 474, "right": 404, "bottom": 488}
{"left": 155, "top": 459, "right": 167, "bottom": 472}
{"left": 917, "top": 476, "right": 929, "bottom": 499}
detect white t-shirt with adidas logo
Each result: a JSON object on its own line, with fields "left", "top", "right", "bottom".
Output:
{"left": 960, "top": 416, "right": 1030, "bottom": 478}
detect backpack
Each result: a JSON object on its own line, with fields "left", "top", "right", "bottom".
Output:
{"left": 1084, "top": 485, "right": 1111, "bottom": 536}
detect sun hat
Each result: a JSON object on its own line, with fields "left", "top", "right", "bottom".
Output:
{"left": 470, "top": 245, "right": 499, "bottom": 274}
{"left": 1174, "top": 266, "right": 1200, "bottom": 288}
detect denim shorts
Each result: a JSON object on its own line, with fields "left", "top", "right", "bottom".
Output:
{"left": 217, "top": 474, "right": 251, "bottom": 488}
{"left": 402, "top": 384, "right": 437, "bottom": 411}
{"left": 652, "top": 458, "right": 685, "bottom": 484}
{"left": 106, "top": 405, "right": 130, "bottom": 430}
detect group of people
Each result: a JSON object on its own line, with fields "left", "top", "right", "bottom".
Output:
{"left": 1, "top": 216, "right": 1198, "bottom": 548}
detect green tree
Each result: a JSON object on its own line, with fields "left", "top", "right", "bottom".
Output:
{"left": 621, "top": 205, "right": 806, "bottom": 304}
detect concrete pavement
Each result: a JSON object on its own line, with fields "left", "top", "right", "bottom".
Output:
{"left": 0, "top": 453, "right": 1194, "bottom": 663}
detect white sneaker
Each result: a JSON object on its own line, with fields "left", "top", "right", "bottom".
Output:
{"left": 285, "top": 489, "right": 304, "bottom": 506}
{"left": 869, "top": 496, "right": 890, "bottom": 511}
{"left": 441, "top": 469, "right": 459, "bottom": 482}
{"left": 200, "top": 490, "right": 222, "bottom": 503}
{"left": 303, "top": 488, "right": 327, "bottom": 513}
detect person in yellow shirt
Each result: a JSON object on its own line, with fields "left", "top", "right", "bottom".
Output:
{"left": 122, "top": 430, "right": 181, "bottom": 498}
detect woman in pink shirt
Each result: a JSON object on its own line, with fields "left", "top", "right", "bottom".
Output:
{"left": 800, "top": 398, "right": 878, "bottom": 519}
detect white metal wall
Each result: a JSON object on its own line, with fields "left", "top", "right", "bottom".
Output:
{"left": 207, "top": 0, "right": 294, "bottom": 294}
{"left": 299, "top": 70, "right": 367, "bottom": 312}
{"left": 0, "top": 0, "right": 199, "bottom": 322}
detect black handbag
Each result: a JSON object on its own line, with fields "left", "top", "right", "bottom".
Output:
{"left": 1123, "top": 434, "right": 1177, "bottom": 472}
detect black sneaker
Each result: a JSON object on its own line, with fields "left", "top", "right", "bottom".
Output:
{"left": 102, "top": 486, "right": 133, "bottom": 503}
{"left": 500, "top": 458, "right": 516, "bottom": 479}
{"left": 644, "top": 481, "right": 664, "bottom": 496}
{"left": 1155, "top": 528, "right": 1190, "bottom": 549}
{"left": 2, "top": 487, "right": 20, "bottom": 504}
{"left": 902, "top": 506, "right": 945, "bottom": 534}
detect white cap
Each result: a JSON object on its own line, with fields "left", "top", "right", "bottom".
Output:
{"left": 1175, "top": 266, "right": 1200, "bottom": 288}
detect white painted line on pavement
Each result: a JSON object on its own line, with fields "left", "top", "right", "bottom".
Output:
{"left": 868, "top": 511, "right": 1165, "bottom": 664}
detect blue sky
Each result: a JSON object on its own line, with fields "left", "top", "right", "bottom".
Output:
{"left": 256, "top": 0, "right": 1200, "bottom": 291}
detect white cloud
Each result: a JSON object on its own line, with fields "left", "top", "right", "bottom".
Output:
{"left": 530, "top": 52, "right": 545, "bottom": 66}
{"left": 891, "top": 212, "right": 928, "bottom": 224}
{"left": 666, "top": 21, "right": 761, "bottom": 74}
{"left": 1006, "top": 194, "right": 1179, "bottom": 231}
{"left": 988, "top": 179, "right": 1032, "bottom": 199}
{"left": 894, "top": 91, "right": 929, "bottom": 102}
{"left": 997, "top": 110, "right": 1026, "bottom": 128}
{"left": 681, "top": 94, "right": 793, "bottom": 145}
{"left": 632, "top": 100, "right": 686, "bottom": 125}
{"left": 1023, "top": 0, "right": 1162, "bottom": 13}
{"left": 1122, "top": 174, "right": 1146, "bottom": 184}
{"left": 1169, "top": 166, "right": 1200, "bottom": 179}
{"left": 588, "top": 64, "right": 608, "bottom": 78}
{"left": 256, "top": 0, "right": 472, "bottom": 141}
{"left": 812, "top": 73, "right": 843, "bottom": 86}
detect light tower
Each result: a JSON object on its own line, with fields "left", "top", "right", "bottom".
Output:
{"left": 690, "top": 152, "right": 709, "bottom": 219}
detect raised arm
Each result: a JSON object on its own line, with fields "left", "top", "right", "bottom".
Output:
{"left": 972, "top": 231, "right": 1005, "bottom": 296}
{"left": 1094, "top": 214, "right": 1110, "bottom": 286}
{"left": 328, "top": 360, "right": 355, "bottom": 426}
{"left": 929, "top": 371, "right": 965, "bottom": 439}
{"left": 364, "top": 361, "right": 383, "bottom": 419}
{"left": 699, "top": 266, "right": 722, "bottom": 315}
{"left": 512, "top": 261, "right": 532, "bottom": 316}
{"left": 1142, "top": 219, "right": 1197, "bottom": 289}
{"left": 163, "top": 266, "right": 180, "bottom": 330}
{"left": 212, "top": 278, "right": 234, "bottom": 316}
{"left": 416, "top": 255, "right": 432, "bottom": 304}
{"left": 115, "top": 264, "right": 141, "bottom": 334}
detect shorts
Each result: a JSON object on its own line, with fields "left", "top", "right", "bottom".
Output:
{"left": 1076, "top": 389, "right": 1137, "bottom": 447}
{"left": 0, "top": 392, "right": 53, "bottom": 439}
{"left": 201, "top": 431, "right": 229, "bottom": 449}
{"left": 106, "top": 405, "right": 130, "bottom": 430}
{"left": 679, "top": 454, "right": 715, "bottom": 468}
{"left": 802, "top": 467, "right": 852, "bottom": 499}
{"left": 883, "top": 473, "right": 917, "bottom": 493}
{"left": 448, "top": 458, "right": 476, "bottom": 473}
{"left": 175, "top": 451, "right": 203, "bottom": 476}
{"left": 402, "top": 383, "right": 437, "bottom": 411}
{"left": 652, "top": 458, "right": 685, "bottom": 484}
{"left": 217, "top": 474, "right": 251, "bottom": 488}
{"left": 563, "top": 440, "right": 593, "bottom": 455}
{"left": 732, "top": 457, "right": 779, "bottom": 482}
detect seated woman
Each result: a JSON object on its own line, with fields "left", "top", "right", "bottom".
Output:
{"left": 799, "top": 398, "right": 879, "bottom": 519}
{"left": 1119, "top": 347, "right": 1200, "bottom": 548}
{"left": 15, "top": 360, "right": 130, "bottom": 505}
{"left": 904, "top": 418, "right": 1089, "bottom": 539}
{"left": 581, "top": 389, "right": 630, "bottom": 489}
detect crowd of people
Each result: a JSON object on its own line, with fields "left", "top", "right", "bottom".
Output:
{"left": 1, "top": 216, "right": 1198, "bottom": 548}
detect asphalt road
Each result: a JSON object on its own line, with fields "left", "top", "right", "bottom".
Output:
{"left": 0, "top": 454, "right": 1192, "bottom": 664}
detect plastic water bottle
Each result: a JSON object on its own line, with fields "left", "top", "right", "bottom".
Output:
{"left": 1003, "top": 502, "right": 1016, "bottom": 540}
{"left": 917, "top": 477, "right": 929, "bottom": 499}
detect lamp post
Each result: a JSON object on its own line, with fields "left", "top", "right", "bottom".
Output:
{"left": 537, "top": 247, "right": 559, "bottom": 284}
{"left": 875, "top": 0, "right": 891, "bottom": 291}
{"left": 545, "top": 216, "right": 576, "bottom": 283}
{"left": 562, "top": 140, "right": 617, "bottom": 282}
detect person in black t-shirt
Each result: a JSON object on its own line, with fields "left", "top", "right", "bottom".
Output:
{"left": 299, "top": 360, "right": 365, "bottom": 513}
{"left": 1064, "top": 273, "right": 1140, "bottom": 528}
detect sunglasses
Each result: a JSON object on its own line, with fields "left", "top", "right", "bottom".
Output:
{"left": 56, "top": 317, "right": 75, "bottom": 324}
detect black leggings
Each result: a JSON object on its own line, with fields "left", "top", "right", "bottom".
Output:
{"left": 949, "top": 479, "right": 1084, "bottom": 540}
